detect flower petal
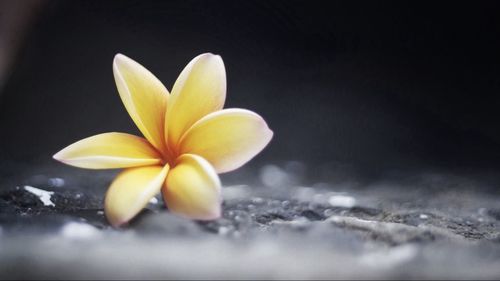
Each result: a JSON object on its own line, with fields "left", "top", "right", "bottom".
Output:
{"left": 162, "top": 154, "right": 221, "bottom": 220}
{"left": 105, "top": 165, "right": 169, "bottom": 227}
{"left": 113, "top": 54, "right": 169, "bottom": 151}
{"left": 178, "top": 108, "right": 273, "bottom": 173}
{"left": 53, "top": 132, "right": 162, "bottom": 169}
{"left": 166, "top": 53, "right": 226, "bottom": 147}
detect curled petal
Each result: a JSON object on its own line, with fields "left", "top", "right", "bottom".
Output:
{"left": 53, "top": 132, "right": 162, "bottom": 169}
{"left": 162, "top": 154, "right": 221, "bottom": 220}
{"left": 166, "top": 53, "right": 226, "bottom": 147}
{"left": 179, "top": 109, "right": 273, "bottom": 173}
{"left": 105, "top": 165, "right": 169, "bottom": 227}
{"left": 113, "top": 54, "right": 169, "bottom": 151}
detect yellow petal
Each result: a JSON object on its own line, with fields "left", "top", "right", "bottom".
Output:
{"left": 105, "top": 165, "right": 169, "bottom": 227}
{"left": 162, "top": 154, "right": 221, "bottom": 220}
{"left": 179, "top": 109, "right": 273, "bottom": 173}
{"left": 53, "top": 132, "right": 162, "bottom": 169}
{"left": 166, "top": 53, "right": 226, "bottom": 147}
{"left": 113, "top": 54, "right": 168, "bottom": 152}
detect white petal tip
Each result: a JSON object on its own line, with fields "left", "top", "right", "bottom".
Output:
{"left": 200, "top": 52, "right": 219, "bottom": 57}
{"left": 197, "top": 53, "right": 223, "bottom": 63}
{"left": 52, "top": 151, "right": 66, "bottom": 162}
{"left": 180, "top": 207, "right": 221, "bottom": 221}
{"left": 109, "top": 217, "right": 131, "bottom": 228}
{"left": 113, "top": 53, "right": 133, "bottom": 68}
{"left": 266, "top": 127, "right": 274, "bottom": 139}
{"left": 114, "top": 53, "right": 127, "bottom": 61}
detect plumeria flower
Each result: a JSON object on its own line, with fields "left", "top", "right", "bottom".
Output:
{"left": 53, "top": 53, "right": 273, "bottom": 227}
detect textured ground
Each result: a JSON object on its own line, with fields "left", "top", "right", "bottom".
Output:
{"left": 1, "top": 162, "right": 500, "bottom": 279}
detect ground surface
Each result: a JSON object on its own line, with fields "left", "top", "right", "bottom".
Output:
{"left": 1, "top": 162, "right": 500, "bottom": 279}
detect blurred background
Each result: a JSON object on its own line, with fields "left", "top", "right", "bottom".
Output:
{"left": 1, "top": 0, "right": 499, "bottom": 182}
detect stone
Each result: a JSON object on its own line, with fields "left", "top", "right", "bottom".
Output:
{"left": 0, "top": 165, "right": 500, "bottom": 279}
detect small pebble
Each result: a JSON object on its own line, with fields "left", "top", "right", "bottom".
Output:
{"left": 251, "top": 197, "right": 264, "bottom": 204}
{"left": 328, "top": 195, "right": 356, "bottom": 208}
{"left": 218, "top": 226, "right": 230, "bottom": 236}
{"left": 23, "top": 185, "right": 55, "bottom": 207}
{"left": 260, "top": 164, "right": 288, "bottom": 187}
{"left": 60, "top": 222, "right": 101, "bottom": 239}
{"left": 48, "top": 177, "right": 65, "bottom": 187}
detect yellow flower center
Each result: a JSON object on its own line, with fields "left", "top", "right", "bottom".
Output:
{"left": 161, "top": 142, "right": 179, "bottom": 167}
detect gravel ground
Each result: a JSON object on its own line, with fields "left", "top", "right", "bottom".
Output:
{"left": 1, "top": 162, "right": 500, "bottom": 279}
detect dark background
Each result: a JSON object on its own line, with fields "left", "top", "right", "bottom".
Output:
{"left": 1, "top": 0, "right": 499, "bottom": 181}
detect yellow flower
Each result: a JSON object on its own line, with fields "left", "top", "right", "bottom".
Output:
{"left": 53, "top": 53, "right": 273, "bottom": 227}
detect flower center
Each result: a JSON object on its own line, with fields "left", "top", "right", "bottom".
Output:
{"left": 160, "top": 142, "right": 179, "bottom": 167}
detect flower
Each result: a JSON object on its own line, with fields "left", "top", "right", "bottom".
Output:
{"left": 53, "top": 53, "right": 273, "bottom": 227}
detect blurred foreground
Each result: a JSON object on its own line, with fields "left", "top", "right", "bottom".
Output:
{"left": 1, "top": 162, "right": 500, "bottom": 279}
